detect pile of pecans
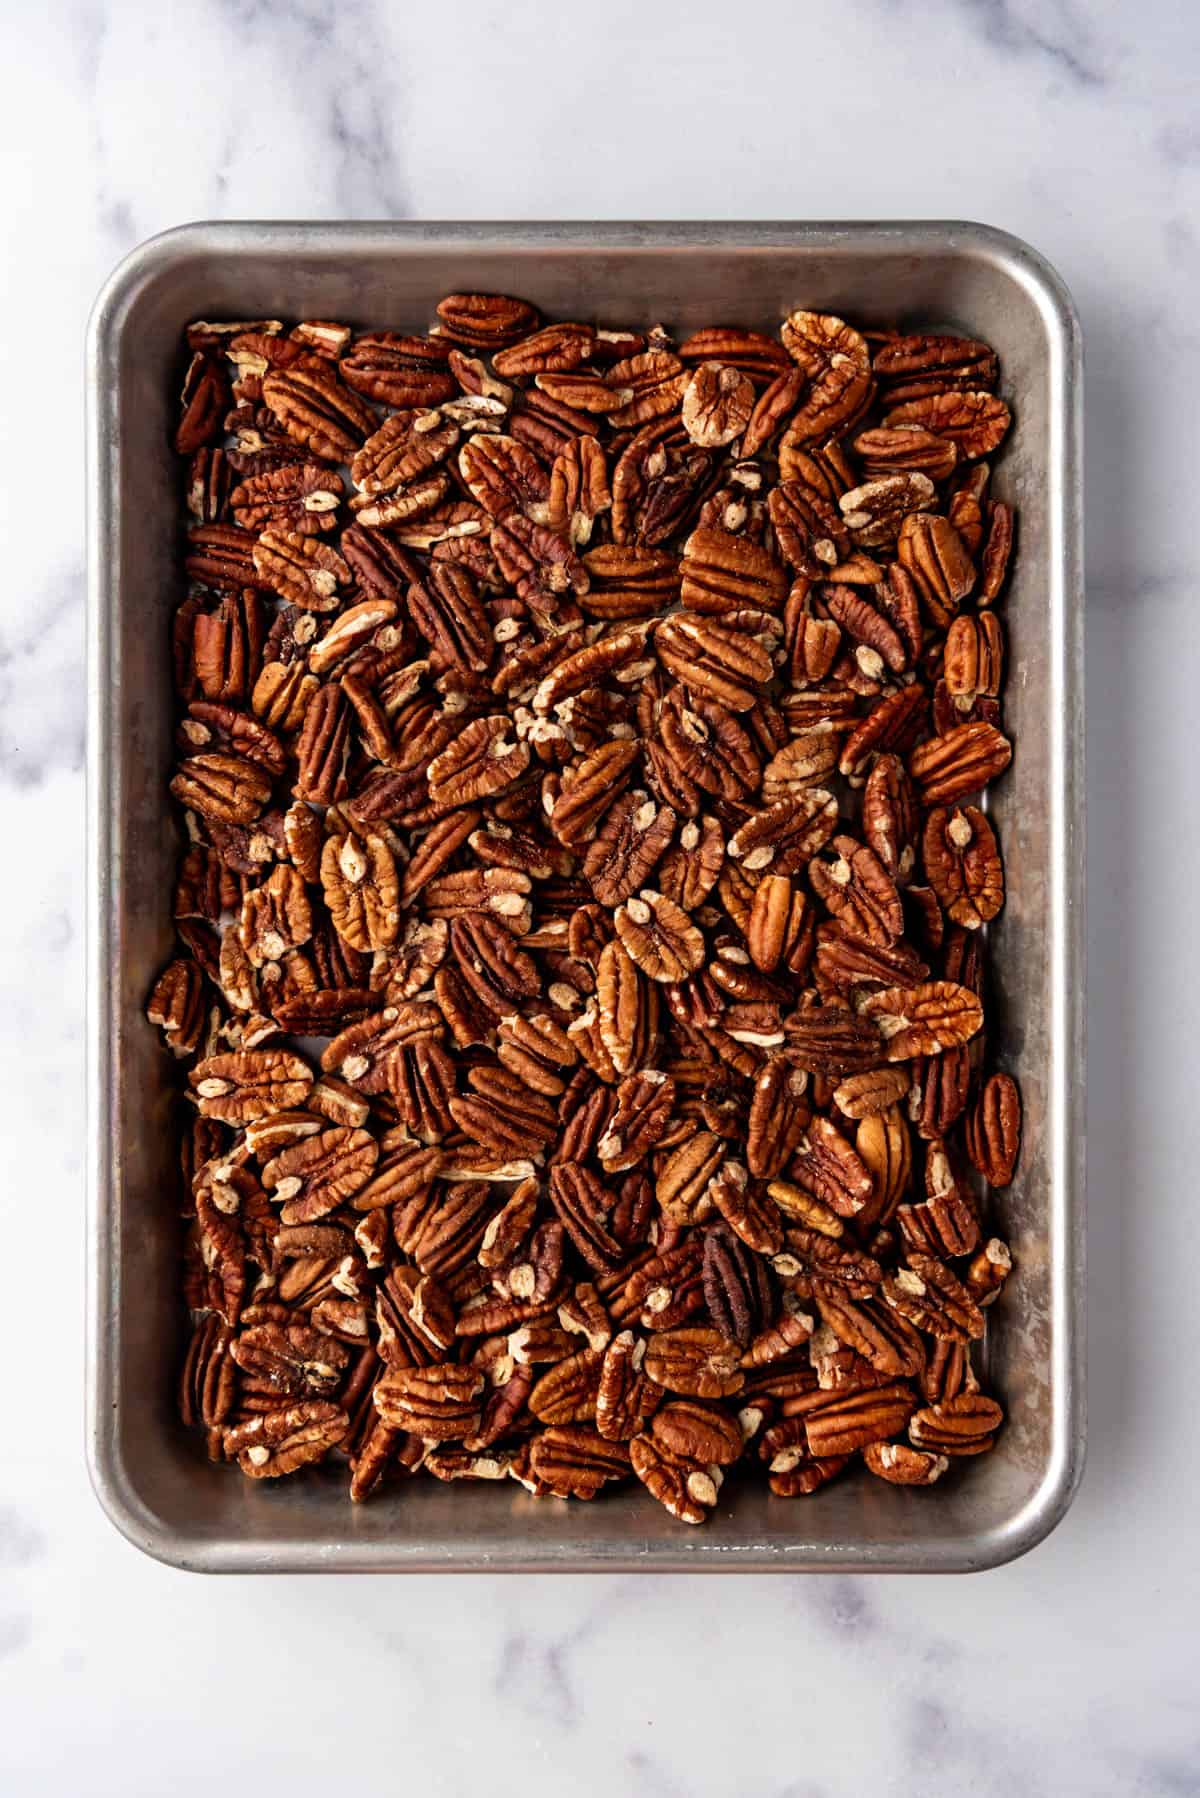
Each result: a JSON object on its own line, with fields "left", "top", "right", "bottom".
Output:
{"left": 150, "top": 292, "right": 1022, "bottom": 1522}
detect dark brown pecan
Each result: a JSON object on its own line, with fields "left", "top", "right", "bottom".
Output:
{"left": 339, "top": 333, "right": 455, "bottom": 409}
{"left": 911, "top": 723, "right": 1012, "bottom": 807}
{"left": 701, "top": 1224, "right": 773, "bottom": 1347}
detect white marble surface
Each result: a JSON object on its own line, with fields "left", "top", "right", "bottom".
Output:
{"left": 1, "top": 0, "right": 1198, "bottom": 1791}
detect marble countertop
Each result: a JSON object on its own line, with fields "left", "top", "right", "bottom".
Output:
{"left": 3, "top": 0, "right": 1198, "bottom": 1791}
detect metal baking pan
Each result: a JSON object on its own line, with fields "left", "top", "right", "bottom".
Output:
{"left": 86, "top": 221, "right": 1084, "bottom": 1572}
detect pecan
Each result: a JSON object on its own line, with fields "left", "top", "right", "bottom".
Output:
{"left": 862, "top": 1440, "right": 946, "bottom": 1485}
{"left": 746, "top": 1056, "right": 812, "bottom": 1177}
{"left": 584, "top": 791, "right": 675, "bottom": 907}
{"left": 548, "top": 1163, "right": 626, "bottom": 1274}
{"left": 261, "top": 1125, "right": 378, "bottom": 1224}
{"left": 884, "top": 390, "right": 1011, "bottom": 460}
{"left": 294, "top": 684, "right": 351, "bottom": 804}
{"left": 146, "top": 959, "right": 206, "bottom": 1058}
{"left": 814, "top": 1291, "right": 924, "bottom": 1378}
{"left": 613, "top": 890, "right": 704, "bottom": 983}
{"left": 896, "top": 512, "right": 976, "bottom": 627}
{"left": 679, "top": 524, "right": 788, "bottom": 614}
{"left": 593, "top": 1331, "right": 660, "bottom": 1440}
{"left": 629, "top": 1433, "right": 723, "bottom": 1524}
{"left": 644, "top": 1327, "right": 744, "bottom": 1399}
{"left": 655, "top": 611, "right": 774, "bottom": 711}
{"left": 964, "top": 1072, "right": 1021, "bottom": 1186}
{"left": 883, "top": 1254, "right": 984, "bottom": 1343}
{"left": 768, "top": 480, "right": 851, "bottom": 576}
{"left": 966, "top": 1238, "right": 1013, "bottom": 1309}
{"left": 189, "top": 1049, "right": 312, "bottom": 1123}
{"left": 597, "top": 1070, "right": 676, "bottom": 1173}
{"left": 909, "top": 1391, "right": 1003, "bottom": 1456}
{"left": 681, "top": 362, "right": 755, "bottom": 447}
{"left": 923, "top": 804, "right": 1005, "bottom": 928}
{"left": 527, "top": 1426, "right": 630, "bottom": 1498}
{"left": 373, "top": 1364, "right": 484, "bottom": 1441}
{"left": 859, "top": 981, "right": 983, "bottom": 1060}
{"left": 261, "top": 364, "right": 376, "bottom": 461}
{"left": 230, "top": 462, "right": 342, "bottom": 537}
{"left": 701, "top": 1225, "right": 772, "bottom": 1347}
{"left": 225, "top": 1401, "right": 349, "bottom": 1478}
{"left": 911, "top": 724, "right": 1012, "bottom": 807}
{"left": 436, "top": 292, "right": 539, "bottom": 348}
{"left": 528, "top": 1347, "right": 604, "bottom": 1424}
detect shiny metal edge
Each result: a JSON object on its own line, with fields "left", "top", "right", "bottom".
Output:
{"left": 86, "top": 220, "right": 1084, "bottom": 1572}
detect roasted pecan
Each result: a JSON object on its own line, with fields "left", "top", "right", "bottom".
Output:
{"left": 262, "top": 364, "right": 376, "bottom": 461}
{"left": 923, "top": 804, "right": 1004, "bottom": 928}
{"left": 373, "top": 1364, "right": 484, "bottom": 1441}
{"left": 884, "top": 390, "right": 1011, "bottom": 460}
{"left": 644, "top": 1327, "right": 744, "bottom": 1399}
{"left": 225, "top": 1401, "right": 349, "bottom": 1478}
{"left": 909, "top": 1390, "right": 1003, "bottom": 1455}
{"left": 964, "top": 1071, "right": 1021, "bottom": 1186}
